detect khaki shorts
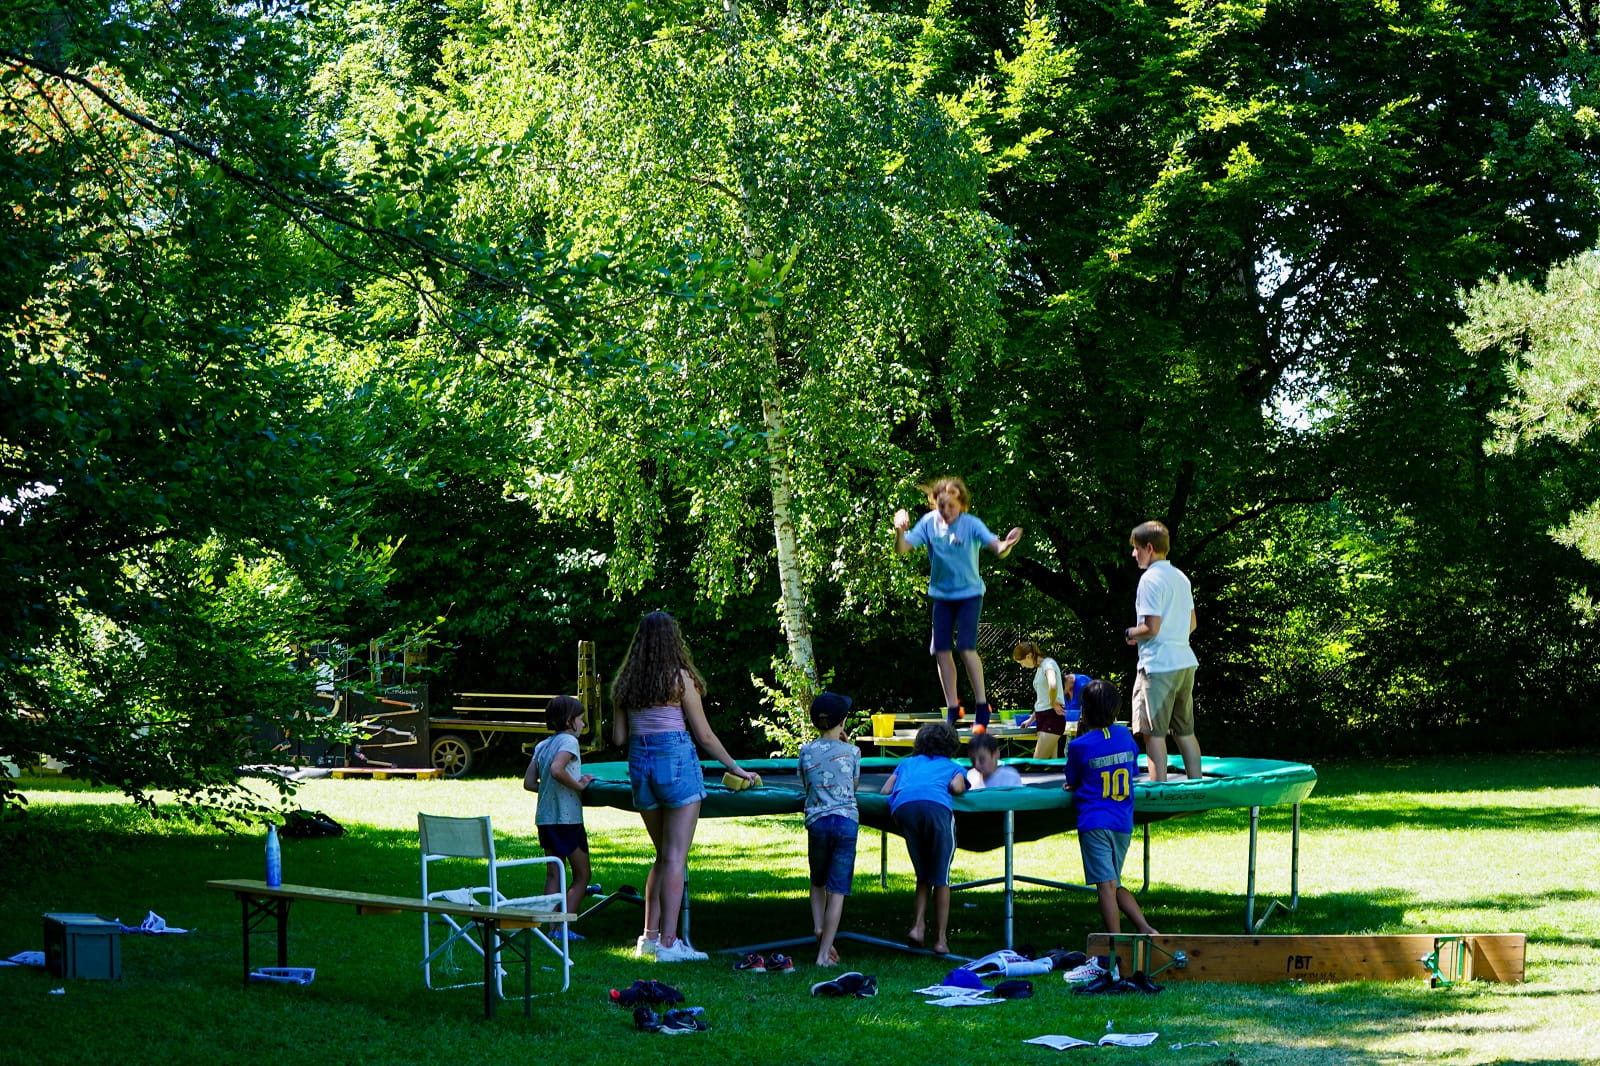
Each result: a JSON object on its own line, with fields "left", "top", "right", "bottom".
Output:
{"left": 1131, "top": 667, "right": 1196, "bottom": 737}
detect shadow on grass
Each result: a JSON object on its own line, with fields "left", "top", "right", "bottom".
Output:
{"left": 1305, "top": 749, "right": 1599, "bottom": 799}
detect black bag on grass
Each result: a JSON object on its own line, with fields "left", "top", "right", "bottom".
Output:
{"left": 281, "top": 809, "right": 345, "bottom": 839}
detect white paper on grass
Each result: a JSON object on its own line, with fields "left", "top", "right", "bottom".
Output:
{"left": 927, "top": 995, "right": 1005, "bottom": 1007}
{"left": 1024, "top": 1032, "right": 1160, "bottom": 1050}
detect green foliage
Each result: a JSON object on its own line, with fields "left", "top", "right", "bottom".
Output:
{"left": 428, "top": 0, "right": 1008, "bottom": 647}
{"left": 1461, "top": 251, "right": 1600, "bottom": 562}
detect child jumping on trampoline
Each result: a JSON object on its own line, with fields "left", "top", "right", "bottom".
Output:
{"left": 893, "top": 476, "right": 1022, "bottom": 732}
{"left": 1062, "top": 679, "right": 1158, "bottom": 982}
{"left": 881, "top": 720, "right": 968, "bottom": 955}
{"left": 798, "top": 690, "right": 860, "bottom": 967}
{"left": 524, "top": 695, "right": 596, "bottom": 924}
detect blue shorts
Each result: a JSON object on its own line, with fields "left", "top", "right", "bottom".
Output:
{"left": 807, "top": 814, "right": 858, "bottom": 896}
{"left": 930, "top": 596, "right": 983, "bottom": 653}
{"left": 538, "top": 823, "right": 589, "bottom": 859}
{"left": 627, "top": 731, "right": 706, "bottom": 811}
{"left": 894, "top": 800, "right": 956, "bottom": 887}
{"left": 1078, "top": 828, "right": 1131, "bottom": 886}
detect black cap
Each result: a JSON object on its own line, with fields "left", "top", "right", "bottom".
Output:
{"left": 810, "top": 691, "right": 853, "bottom": 729}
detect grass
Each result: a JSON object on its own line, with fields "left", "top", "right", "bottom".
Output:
{"left": 1, "top": 750, "right": 1596, "bottom": 1065}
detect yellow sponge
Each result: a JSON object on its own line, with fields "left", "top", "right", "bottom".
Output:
{"left": 722, "top": 771, "right": 762, "bottom": 790}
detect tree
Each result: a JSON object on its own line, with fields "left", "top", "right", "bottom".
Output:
{"left": 907, "top": 0, "right": 1600, "bottom": 696}
{"left": 0, "top": 0, "right": 648, "bottom": 812}
{"left": 414, "top": 0, "right": 1009, "bottom": 728}
{"left": 1461, "top": 251, "right": 1600, "bottom": 562}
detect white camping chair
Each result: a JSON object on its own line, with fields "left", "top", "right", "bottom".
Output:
{"left": 418, "top": 813, "right": 571, "bottom": 995}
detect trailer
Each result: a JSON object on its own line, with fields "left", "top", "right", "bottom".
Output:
{"left": 425, "top": 640, "right": 604, "bottom": 778}
{"left": 271, "top": 640, "right": 602, "bottom": 779}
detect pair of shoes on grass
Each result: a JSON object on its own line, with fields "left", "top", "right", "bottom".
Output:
{"left": 1060, "top": 958, "right": 1108, "bottom": 983}
{"left": 811, "top": 971, "right": 877, "bottom": 998}
{"left": 733, "top": 952, "right": 795, "bottom": 974}
{"left": 634, "top": 1005, "right": 709, "bottom": 1034}
{"left": 609, "top": 979, "right": 684, "bottom": 1007}
{"left": 1071, "top": 970, "right": 1163, "bottom": 996}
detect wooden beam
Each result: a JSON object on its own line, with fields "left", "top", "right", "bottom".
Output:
{"left": 1086, "top": 932, "right": 1526, "bottom": 984}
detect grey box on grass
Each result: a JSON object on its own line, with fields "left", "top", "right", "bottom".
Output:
{"left": 42, "top": 912, "right": 122, "bottom": 980}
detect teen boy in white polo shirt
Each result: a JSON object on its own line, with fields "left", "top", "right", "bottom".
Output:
{"left": 1124, "top": 521, "right": 1201, "bottom": 782}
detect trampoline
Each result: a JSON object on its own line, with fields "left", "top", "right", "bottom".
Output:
{"left": 582, "top": 754, "right": 1316, "bottom": 951}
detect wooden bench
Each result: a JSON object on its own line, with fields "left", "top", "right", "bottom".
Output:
{"left": 1088, "top": 932, "right": 1527, "bottom": 985}
{"left": 207, "top": 879, "right": 575, "bottom": 1018}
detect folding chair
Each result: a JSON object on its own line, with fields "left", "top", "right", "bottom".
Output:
{"left": 418, "top": 812, "right": 571, "bottom": 996}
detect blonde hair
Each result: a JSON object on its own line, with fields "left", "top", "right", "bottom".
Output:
{"left": 922, "top": 476, "right": 970, "bottom": 511}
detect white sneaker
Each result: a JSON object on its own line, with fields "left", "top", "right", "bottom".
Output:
{"left": 634, "top": 936, "right": 659, "bottom": 958}
{"left": 1061, "top": 959, "right": 1108, "bottom": 983}
{"left": 654, "top": 939, "right": 709, "bottom": 962}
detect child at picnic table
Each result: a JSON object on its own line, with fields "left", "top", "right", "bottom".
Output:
{"left": 880, "top": 720, "right": 968, "bottom": 955}
{"left": 893, "top": 476, "right": 1023, "bottom": 733}
{"left": 1063, "top": 679, "right": 1158, "bottom": 981}
{"left": 798, "top": 690, "right": 861, "bottom": 967}
{"left": 523, "top": 695, "right": 596, "bottom": 924}
{"left": 1012, "top": 640, "right": 1093, "bottom": 758}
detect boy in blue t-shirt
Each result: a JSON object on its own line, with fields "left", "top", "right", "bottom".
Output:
{"left": 1064, "top": 680, "right": 1158, "bottom": 965}
{"left": 881, "top": 721, "right": 968, "bottom": 955}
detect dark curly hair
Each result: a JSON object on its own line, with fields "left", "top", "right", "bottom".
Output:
{"left": 610, "top": 611, "right": 706, "bottom": 713}
{"left": 912, "top": 720, "right": 960, "bottom": 758}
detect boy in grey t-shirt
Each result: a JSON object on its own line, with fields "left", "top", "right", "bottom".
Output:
{"left": 797, "top": 691, "right": 860, "bottom": 967}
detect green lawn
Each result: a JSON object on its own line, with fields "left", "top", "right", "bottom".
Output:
{"left": 1, "top": 751, "right": 1595, "bottom": 1066}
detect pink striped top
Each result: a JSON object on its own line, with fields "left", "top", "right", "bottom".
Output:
{"left": 628, "top": 704, "right": 687, "bottom": 735}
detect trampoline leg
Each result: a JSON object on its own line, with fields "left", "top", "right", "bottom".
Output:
{"left": 1290, "top": 802, "right": 1301, "bottom": 910}
{"left": 1140, "top": 823, "right": 1151, "bottom": 893}
{"left": 1246, "top": 805, "right": 1260, "bottom": 932}
{"left": 681, "top": 880, "right": 691, "bottom": 946}
{"left": 880, "top": 827, "right": 888, "bottom": 889}
{"left": 1003, "top": 810, "right": 1016, "bottom": 950}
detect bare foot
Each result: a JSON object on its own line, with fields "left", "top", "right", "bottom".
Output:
{"left": 827, "top": 944, "right": 840, "bottom": 964}
{"left": 907, "top": 929, "right": 925, "bottom": 950}
{"left": 932, "top": 940, "right": 950, "bottom": 955}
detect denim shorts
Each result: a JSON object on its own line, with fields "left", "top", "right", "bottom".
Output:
{"left": 893, "top": 800, "right": 956, "bottom": 887}
{"left": 628, "top": 730, "right": 706, "bottom": 811}
{"left": 1078, "top": 827, "right": 1131, "bottom": 886}
{"left": 807, "top": 814, "right": 859, "bottom": 896}
{"left": 930, "top": 596, "right": 982, "bottom": 653}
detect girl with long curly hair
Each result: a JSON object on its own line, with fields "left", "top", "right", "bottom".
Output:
{"left": 610, "top": 611, "right": 754, "bottom": 962}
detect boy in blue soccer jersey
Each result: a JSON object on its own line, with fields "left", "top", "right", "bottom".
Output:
{"left": 1064, "top": 680, "right": 1159, "bottom": 963}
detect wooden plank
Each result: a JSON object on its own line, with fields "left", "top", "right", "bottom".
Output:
{"left": 1472, "top": 934, "right": 1527, "bottom": 983}
{"left": 1086, "top": 933, "right": 1526, "bottom": 984}
{"left": 329, "top": 767, "right": 442, "bottom": 780}
{"left": 206, "top": 879, "right": 575, "bottom": 924}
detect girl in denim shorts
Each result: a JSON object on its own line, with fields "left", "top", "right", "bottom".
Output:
{"left": 610, "top": 611, "right": 755, "bottom": 962}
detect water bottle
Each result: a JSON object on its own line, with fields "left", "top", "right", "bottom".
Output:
{"left": 265, "top": 824, "right": 282, "bottom": 887}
